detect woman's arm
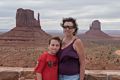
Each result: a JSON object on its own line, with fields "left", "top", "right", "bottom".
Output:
{"left": 73, "top": 39, "right": 85, "bottom": 80}
{"left": 36, "top": 73, "right": 42, "bottom": 80}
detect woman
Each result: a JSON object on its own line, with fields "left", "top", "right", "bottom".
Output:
{"left": 58, "top": 17, "right": 85, "bottom": 80}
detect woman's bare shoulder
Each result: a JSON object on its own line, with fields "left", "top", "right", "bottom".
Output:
{"left": 74, "top": 37, "right": 82, "bottom": 44}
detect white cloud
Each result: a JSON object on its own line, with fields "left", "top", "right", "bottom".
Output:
{"left": 0, "top": 0, "right": 120, "bottom": 30}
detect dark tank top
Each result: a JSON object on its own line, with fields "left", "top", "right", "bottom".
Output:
{"left": 57, "top": 39, "right": 80, "bottom": 75}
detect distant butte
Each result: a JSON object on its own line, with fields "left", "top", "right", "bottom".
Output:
{"left": 85, "top": 20, "right": 111, "bottom": 38}
{"left": 0, "top": 8, "right": 51, "bottom": 47}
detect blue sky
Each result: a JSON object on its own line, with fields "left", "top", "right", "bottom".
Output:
{"left": 0, "top": 0, "right": 120, "bottom": 30}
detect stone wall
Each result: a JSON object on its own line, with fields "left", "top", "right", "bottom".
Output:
{"left": 0, "top": 67, "right": 120, "bottom": 80}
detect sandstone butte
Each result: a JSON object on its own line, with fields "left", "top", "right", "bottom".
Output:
{"left": 0, "top": 8, "right": 51, "bottom": 47}
{"left": 85, "top": 20, "right": 111, "bottom": 38}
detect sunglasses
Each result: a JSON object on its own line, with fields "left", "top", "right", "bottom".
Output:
{"left": 62, "top": 26, "right": 74, "bottom": 29}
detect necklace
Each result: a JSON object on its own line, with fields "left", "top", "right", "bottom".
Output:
{"left": 62, "top": 36, "right": 75, "bottom": 48}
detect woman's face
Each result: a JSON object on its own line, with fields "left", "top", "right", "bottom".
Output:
{"left": 63, "top": 22, "right": 75, "bottom": 36}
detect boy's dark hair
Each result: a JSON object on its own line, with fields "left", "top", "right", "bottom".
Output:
{"left": 60, "top": 17, "right": 78, "bottom": 35}
{"left": 49, "top": 36, "right": 62, "bottom": 47}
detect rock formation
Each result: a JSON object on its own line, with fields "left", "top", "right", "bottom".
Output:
{"left": 0, "top": 8, "right": 51, "bottom": 47}
{"left": 85, "top": 20, "right": 111, "bottom": 38}
{"left": 16, "top": 8, "right": 40, "bottom": 28}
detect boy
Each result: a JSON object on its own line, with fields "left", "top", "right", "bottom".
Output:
{"left": 34, "top": 36, "right": 61, "bottom": 80}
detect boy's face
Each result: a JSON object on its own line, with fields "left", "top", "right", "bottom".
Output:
{"left": 48, "top": 39, "right": 60, "bottom": 54}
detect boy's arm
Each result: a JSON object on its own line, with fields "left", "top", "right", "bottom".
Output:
{"left": 36, "top": 73, "right": 42, "bottom": 80}
{"left": 35, "top": 53, "right": 47, "bottom": 80}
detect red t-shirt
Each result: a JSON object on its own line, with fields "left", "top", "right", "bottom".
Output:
{"left": 34, "top": 52, "right": 58, "bottom": 80}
